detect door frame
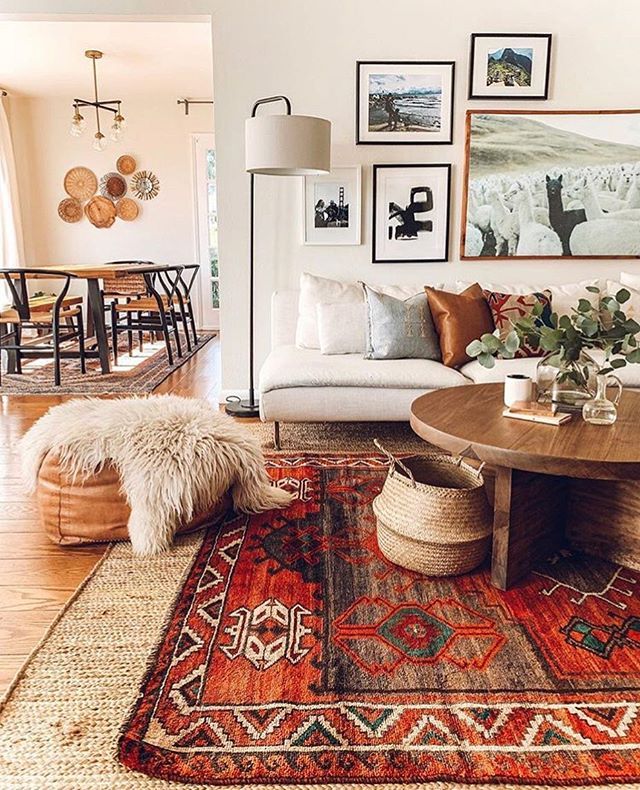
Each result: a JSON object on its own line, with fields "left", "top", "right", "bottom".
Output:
{"left": 191, "top": 132, "right": 219, "bottom": 330}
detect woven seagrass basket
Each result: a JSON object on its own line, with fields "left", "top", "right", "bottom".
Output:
{"left": 372, "top": 440, "right": 492, "bottom": 576}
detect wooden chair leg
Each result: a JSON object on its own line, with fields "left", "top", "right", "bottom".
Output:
{"left": 111, "top": 304, "right": 119, "bottom": 364}
{"left": 274, "top": 421, "right": 281, "bottom": 451}
{"left": 188, "top": 302, "right": 199, "bottom": 346}
{"left": 52, "top": 318, "right": 61, "bottom": 387}
{"left": 14, "top": 324, "right": 22, "bottom": 375}
{"left": 126, "top": 312, "right": 134, "bottom": 356}
{"left": 181, "top": 307, "right": 192, "bottom": 353}
{"left": 170, "top": 308, "right": 183, "bottom": 358}
{"left": 77, "top": 311, "right": 86, "bottom": 374}
{"left": 159, "top": 313, "right": 174, "bottom": 366}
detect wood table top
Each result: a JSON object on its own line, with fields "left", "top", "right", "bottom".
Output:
{"left": 9, "top": 263, "right": 186, "bottom": 279}
{"left": 410, "top": 383, "right": 640, "bottom": 480}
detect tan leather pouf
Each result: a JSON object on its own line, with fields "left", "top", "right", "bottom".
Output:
{"left": 36, "top": 451, "right": 232, "bottom": 546}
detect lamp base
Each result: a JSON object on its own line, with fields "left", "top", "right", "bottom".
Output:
{"left": 225, "top": 399, "right": 260, "bottom": 418}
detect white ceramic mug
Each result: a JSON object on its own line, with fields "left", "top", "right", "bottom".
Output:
{"left": 504, "top": 374, "right": 533, "bottom": 407}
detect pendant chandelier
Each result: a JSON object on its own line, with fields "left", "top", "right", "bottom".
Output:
{"left": 70, "top": 50, "right": 127, "bottom": 151}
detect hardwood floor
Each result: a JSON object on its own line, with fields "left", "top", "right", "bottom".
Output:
{"left": 0, "top": 335, "right": 222, "bottom": 695}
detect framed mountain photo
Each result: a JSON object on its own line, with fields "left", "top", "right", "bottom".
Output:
{"left": 468, "top": 34, "right": 552, "bottom": 100}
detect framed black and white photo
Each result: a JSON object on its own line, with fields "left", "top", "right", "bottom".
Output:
{"left": 357, "top": 61, "right": 455, "bottom": 144}
{"left": 304, "top": 166, "right": 361, "bottom": 245}
{"left": 468, "top": 33, "right": 552, "bottom": 100}
{"left": 373, "top": 164, "right": 451, "bottom": 263}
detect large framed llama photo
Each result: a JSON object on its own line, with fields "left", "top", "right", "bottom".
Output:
{"left": 461, "top": 109, "right": 640, "bottom": 259}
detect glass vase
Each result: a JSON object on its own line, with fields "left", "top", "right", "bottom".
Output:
{"left": 536, "top": 349, "right": 599, "bottom": 408}
{"left": 582, "top": 372, "right": 622, "bottom": 425}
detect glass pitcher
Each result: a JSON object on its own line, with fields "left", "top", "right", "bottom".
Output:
{"left": 582, "top": 372, "right": 623, "bottom": 425}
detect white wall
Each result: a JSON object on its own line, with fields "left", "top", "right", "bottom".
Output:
{"left": 1, "top": 0, "right": 640, "bottom": 397}
{"left": 211, "top": 0, "right": 640, "bottom": 395}
{"left": 8, "top": 94, "right": 212, "bottom": 268}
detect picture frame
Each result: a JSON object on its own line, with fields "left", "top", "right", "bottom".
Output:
{"left": 303, "top": 166, "right": 361, "bottom": 245}
{"left": 357, "top": 61, "right": 455, "bottom": 145}
{"left": 461, "top": 108, "right": 640, "bottom": 260}
{"left": 468, "top": 33, "right": 552, "bottom": 100}
{"left": 373, "top": 164, "right": 451, "bottom": 263}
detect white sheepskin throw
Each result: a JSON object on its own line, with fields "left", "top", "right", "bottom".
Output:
{"left": 20, "top": 395, "right": 293, "bottom": 556}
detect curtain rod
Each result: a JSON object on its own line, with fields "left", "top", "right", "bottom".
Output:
{"left": 177, "top": 98, "right": 213, "bottom": 116}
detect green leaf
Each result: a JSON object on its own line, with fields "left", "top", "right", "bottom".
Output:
{"left": 580, "top": 318, "right": 598, "bottom": 337}
{"left": 616, "top": 288, "right": 631, "bottom": 304}
{"left": 576, "top": 298, "right": 592, "bottom": 313}
{"left": 610, "top": 357, "right": 627, "bottom": 369}
{"left": 477, "top": 352, "right": 496, "bottom": 369}
{"left": 504, "top": 330, "right": 520, "bottom": 353}
{"left": 558, "top": 314, "right": 573, "bottom": 330}
{"left": 481, "top": 334, "right": 502, "bottom": 353}
{"left": 531, "top": 301, "right": 543, "bottom": 317}
{"left": 626, "top": 348, "right": 640, "bottom": 364}
{"left": 466, "top": 339, "right": 484, "bottom": 357}
{"left": 585, "top": 285, "right": 601, "bottom": 294}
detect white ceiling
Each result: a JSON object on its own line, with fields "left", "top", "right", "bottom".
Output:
{"left": 0, "top": 19, "right": 213, "bottom": 99}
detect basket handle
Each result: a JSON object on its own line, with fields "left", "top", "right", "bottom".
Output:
{"left": 454, "top": 444, "right": 486, "bottom": 476}
{"left": 373, "top": 439, "right": 417, "bottom": 488}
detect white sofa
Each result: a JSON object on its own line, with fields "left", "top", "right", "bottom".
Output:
{"left": 259, "top": 286, "right": 640, "bottom": 432}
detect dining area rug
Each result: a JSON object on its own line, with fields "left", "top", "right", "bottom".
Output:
{"left": 0, "top": 331, "right": 216, "bottom": 395}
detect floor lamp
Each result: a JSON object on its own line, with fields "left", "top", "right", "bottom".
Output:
{"left": 225, "top": 95, "right": 331, "bottom": 418}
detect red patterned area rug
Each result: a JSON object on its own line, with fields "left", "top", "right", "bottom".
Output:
{"left": 119, "top": 454, "right": 640, "bottom": 786}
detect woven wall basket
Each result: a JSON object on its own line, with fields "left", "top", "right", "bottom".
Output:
{"left": 372, "top": 440, "right": 493, "bottom": 576}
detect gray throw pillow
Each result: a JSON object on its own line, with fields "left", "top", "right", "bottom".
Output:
{"left": 363, "top": 285, "right": 441, "bottom": 360}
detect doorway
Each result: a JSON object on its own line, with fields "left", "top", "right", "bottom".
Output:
{"left": 193, "top": 132, "right": 219, "bottom": 330}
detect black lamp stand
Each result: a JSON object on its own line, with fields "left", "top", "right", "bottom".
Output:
{"left": 225, "top": 95, "right": 292, "bottom": 418}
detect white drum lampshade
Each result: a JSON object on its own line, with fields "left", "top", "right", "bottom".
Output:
{"left": 245, "top": 114, "right": 331, "bottom": 175}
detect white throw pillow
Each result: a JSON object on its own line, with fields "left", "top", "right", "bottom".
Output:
{"left": 317, "top": 302, "right": 367, "bottom": 355}
{"left": 456, "top": 278, "right": 601, "bottom": 317}
{"left": 607, "top": 279, "right": 640, "bottom": 320}
{"left": 620, "top": 271, "right": 640, "bottom": 291}
{"left": 295, "top": 273, "right": 363, "bottom": 349}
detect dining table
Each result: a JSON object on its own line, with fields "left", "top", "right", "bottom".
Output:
{"left": 9, "top": 262, "right": 185, "bottom": 375}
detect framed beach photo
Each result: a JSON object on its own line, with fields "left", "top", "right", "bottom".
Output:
{"left": 468, "top": 33, "right": 552, "bottom": 100}
{"left": 373, "top": 164, "right": 451, "bottom": 263}
{"left": 461, "top": 109, "right": 640, "bottom": 260}
{"left": 357, "top": 61, "right": 455, "bottom": 144}
{"left": 304, "top": 167, "right": 361, "bottom": 245}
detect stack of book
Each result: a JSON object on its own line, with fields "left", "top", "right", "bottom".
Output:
{"left": 502, "top": 401, "right": 572, "bottom": 426}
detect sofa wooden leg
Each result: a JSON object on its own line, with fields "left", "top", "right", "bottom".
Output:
{"left": 274, "top": 421, "right": 281, "bottom": 451}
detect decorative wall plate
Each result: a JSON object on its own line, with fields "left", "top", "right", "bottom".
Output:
{"left": 131, "top": 170, "right": 160, "bottom": 201}
{"left": 116, "top": 154, "right": 137, "bottom": 175}
{"left": 64, "top": 167, "right": 98, "bottom": 201}
{"left": 84, "top": 195, "right": 116, "bottom": 228}
{"left": 100, "top": 171, "right": 127, "bottom": 201}
{"left": 116, "top": 197, "right": 139, "bottom": 221}
{"left": 57, "top": 197, "right": 83, "bottom": 223}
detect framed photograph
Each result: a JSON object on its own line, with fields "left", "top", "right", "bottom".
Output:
{"left": 304, "top": 166, "right": 361, "bottom": 245}
{"left": 468, "top": 33, "right": 552, "bottom": 100}
{"left": 461, "top": 109, "right": 640, "bottom": 260}
{"left": 357, "top": 61, "right": 455, "bottom": 144}
{"left": 373, "top": 164, "right": 451, "bottom": 263}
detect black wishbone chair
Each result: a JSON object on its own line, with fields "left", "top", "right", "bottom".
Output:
{"left": 109, "top": 265, "right": 185, "bottom": 366}
{"left": 157, "top": 263, "right": 200, "bottom": 352}
{"left": 0, "top": 269, "right": 86, "bottom": 386}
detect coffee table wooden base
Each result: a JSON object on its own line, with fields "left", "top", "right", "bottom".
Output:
{"left": 491, "top": 467, "right": 640, "bottom": 590}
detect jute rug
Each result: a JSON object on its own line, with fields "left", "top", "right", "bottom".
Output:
{"left": 119, "top": 455, "right": 640, "bottom": 787}
{"left": 0, "top": 427, "right": 637, "bottom": 789}
{"left": 0, "top": 331, "right": 217, "bottom": 395}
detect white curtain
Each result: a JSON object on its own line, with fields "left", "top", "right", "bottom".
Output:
{"left": 0, "top": 95, "right": 25, "bottom": 306}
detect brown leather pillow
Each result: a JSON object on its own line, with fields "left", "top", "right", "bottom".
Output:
{"left": 424, "top": 283, "right": 495, "bottom": 368}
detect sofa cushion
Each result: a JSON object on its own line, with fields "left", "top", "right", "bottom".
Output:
{"left": 259, "top": 345, "right": 467, "bottom": 393}
{"left": 460, "top": 357, "right": 540, "bottom": 384}
{"left": 460, "top": 351, "right": 640, "bottom": 389}
{"left": 483, "top": 289, "right": 553, "bottom": 358}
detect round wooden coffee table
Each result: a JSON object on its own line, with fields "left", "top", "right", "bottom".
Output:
{"left": 410, "top": 383, "right": 640, "bottom": 590}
